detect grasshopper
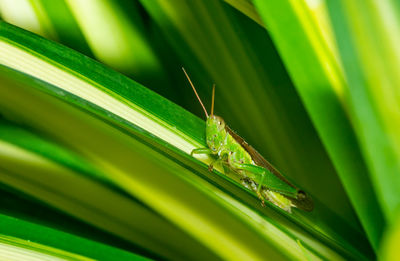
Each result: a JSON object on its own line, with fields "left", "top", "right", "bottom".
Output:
{"left": 183, "top": 68, "right": 313, "bottom": 212}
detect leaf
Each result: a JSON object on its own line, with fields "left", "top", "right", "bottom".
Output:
{"left": 0, "top": 21, "right": 371, "bottom": 259}
{"left": 65, "top": 0, "right": 162, "bottom": 76}
{"left": 326, "top": 0, "right": 400, "bottom": 224}
{"left": 0, "top": 183, "right": 154, "bottom": 260}
{"left": 252, "top": 0, "right": 384, "bottom": 250}
{"left": 0, "top": 210, "right": 150, "bottom": 261}
{"left": 380, "top": 215, "right": 400, "bottom": 261}
{"left": 0, "top": 118, "right": 210, "bottom": 260}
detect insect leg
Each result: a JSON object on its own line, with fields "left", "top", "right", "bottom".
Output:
{"left": 190, "top": 148, "right": 213, "bottom": 156}
{"left": 208, "top": 154, "right": 228, "bottom": 172}
{"left": 232, "top": 163, "right": 265, "bottom": 187}
{"left": 222, "top": 163, "right": 230, "bottom": 174}
{"left": 233, "top": 163, "right": 298, "bottom": 198}
{"left": 232, "top": 163, "right": 267, "bottom": 205}
{"left": 191, "top": 148, "right": 227, "bottom": 172}
{"left": 208, "top": 158, "right": 222, "bottom": 172}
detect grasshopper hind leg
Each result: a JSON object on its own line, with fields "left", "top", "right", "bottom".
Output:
{"left": 257, "top": 191, "right": 266, "bottom": 207}
{"left": 240, "top": 177, "right": 252, "bottom": 190}
{"left": 241, "top": 177, "right": 266, "bottom": 207}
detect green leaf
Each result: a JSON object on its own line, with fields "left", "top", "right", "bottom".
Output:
{"left": 65, "top": 0, "right": 162, "bottom": 77}
{"left": 34, "top": 0, "right": 94, "bottom": 56}
{"left": 0, "top": 64, "right": 305, "bottom": 261}
{"left": 0, "top": 212, "right": 150, "bottom": 261}
{"left": 0, "top": 21, "right": 372, "bottom": 259}
{"left": 223, "top": 0, "right": 264, "bottom": 27}
{"left": 380, "top": 215, "right": 400, "bottom": 261}
{"left": 326, "top": 0, "right": 400, "bottom": 224}
{"left": 0, "top": 117, "right": 216, "bottom": 260}
{"left": 0, "top": 183, "right": 153, "bottom": 260}
{"left": 252, "top": 0, "right": 384, "bottom": 250}
{"left": 0, "top": 0, "right": 56, "bottom": 38}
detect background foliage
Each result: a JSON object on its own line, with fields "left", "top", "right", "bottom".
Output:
{"left": 0, "top": 0, "right": 398, "bottom": 260}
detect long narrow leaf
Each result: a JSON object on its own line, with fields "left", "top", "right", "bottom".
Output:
{"left": 327, "top": 0, "right": 400, "bottom": 224}
{"left": 0, "top": 21, "right": 370, "bottom": 259}
{"left": 252, "top": 0, "right": 384, "bottom": 250}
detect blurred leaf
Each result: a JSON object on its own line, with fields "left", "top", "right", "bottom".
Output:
{"left": 0, "top": 119, "right": 208, "bottom": 260}
{"left": 35, "top": 0, "right": 94, "bottom": 56}
{"left": 65, "top": 0, "right": 162, "bottom": 78}
{"left": 380, "top": 215, "right": 400, "bottom": 261}
{"left": 327, "top": 0, "right": 400, "bottom": 224}
{"left": 0, "top": 184, "right": 154, "bottom": 259}
{"left": 223, "top": 0, "right": 264, "bottom": 27}
{"left": 0, "top": 212, "right": 150, "bottom": 261}
{"left": 252, "top": 0, "right": 384, "bottom": 250}
{"left": 0, "top": 0, "right": 56, "bottom": 38}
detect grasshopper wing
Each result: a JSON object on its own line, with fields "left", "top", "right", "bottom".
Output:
{"left": 225, "top": 126, "right": 314, "bottom": 211}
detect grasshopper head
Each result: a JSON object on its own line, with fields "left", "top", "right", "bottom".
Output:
{"left": 206, "top": 115, "right": 226, "bottom": 153}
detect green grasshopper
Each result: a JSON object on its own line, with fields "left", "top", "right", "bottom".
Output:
{"left": 183, "top": 68, "right": 313, "bottom": 212}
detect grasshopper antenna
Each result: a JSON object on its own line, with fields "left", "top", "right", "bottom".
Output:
{"left": 211, "top": 84, "right": 215, "bottom": 116}
{"left": 182, "top": 67, "right": 209, "bottom": 118}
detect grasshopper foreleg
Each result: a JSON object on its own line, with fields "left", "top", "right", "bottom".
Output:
{"left": 191, "top": 148, "right": 226, "bottom": 173}
{"left": 190, "top": 148, "right": 213, "bottom": 156}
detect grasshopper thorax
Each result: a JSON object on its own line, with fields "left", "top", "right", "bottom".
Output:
{"left": 206, "top": 115, "right": 227, "bottom": 154}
